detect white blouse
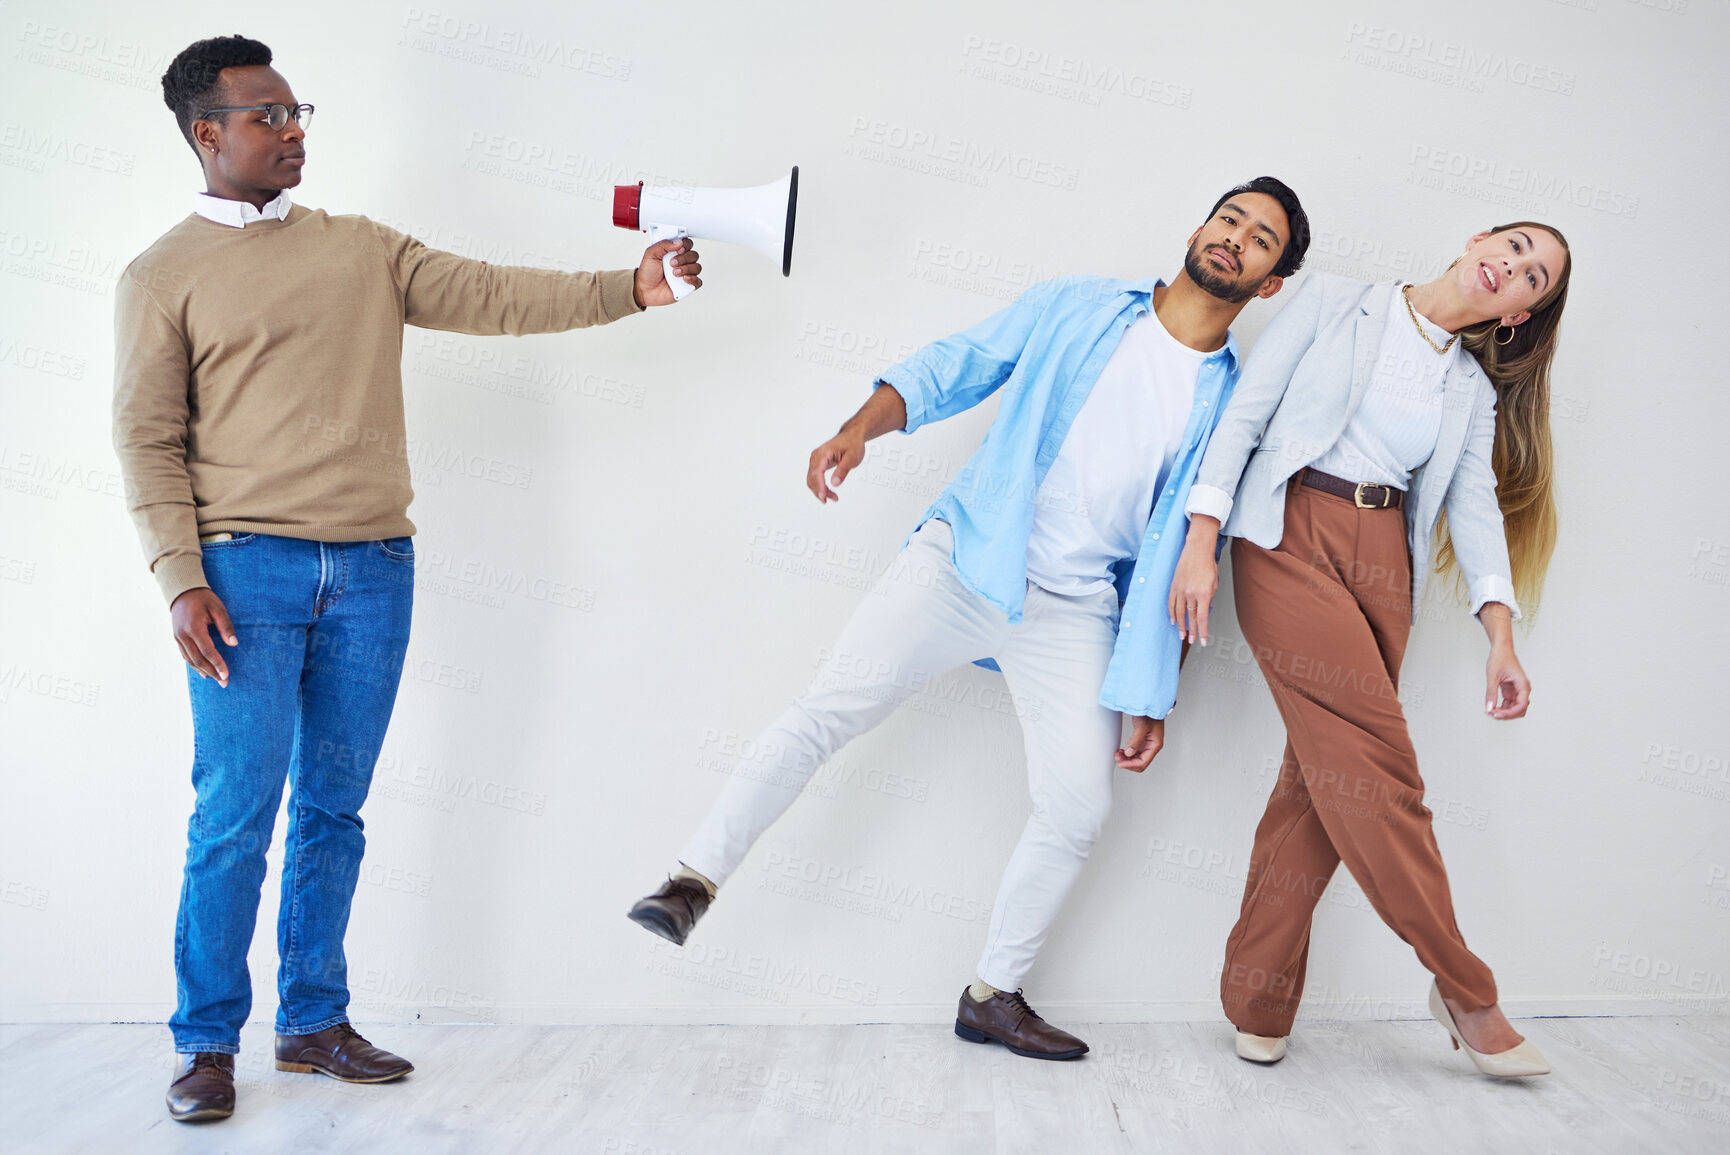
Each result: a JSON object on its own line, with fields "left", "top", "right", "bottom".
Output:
{"left": 1308, "top": 284, "right": 1463, "bottom": 490}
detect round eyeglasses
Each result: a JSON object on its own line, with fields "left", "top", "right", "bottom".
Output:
{"left": 197, "top": 103, "right": 314, "bottom": 132}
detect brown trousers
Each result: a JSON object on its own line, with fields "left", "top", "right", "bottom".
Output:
{"left": 1219, "top": 480, "right": 1497, "bottom": 1037}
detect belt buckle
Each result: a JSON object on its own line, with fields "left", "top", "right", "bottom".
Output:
{"left": 1353, "top": 482, "right": 1379, "bottom": 509}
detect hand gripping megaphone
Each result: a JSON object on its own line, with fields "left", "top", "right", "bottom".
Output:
{"left": 612, "top": 167, "right": 798, "bottom": 300}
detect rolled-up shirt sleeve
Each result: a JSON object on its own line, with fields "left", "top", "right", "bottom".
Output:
{"left": 1182, "top": 482, "right": 1236, "bottom": 525}
{"left": 874, "top": 277, "right": 1060, "bottom": 435}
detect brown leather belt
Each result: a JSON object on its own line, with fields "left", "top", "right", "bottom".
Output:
{"left": 1299, "top": 467, "right": 1405, "bottom": 510}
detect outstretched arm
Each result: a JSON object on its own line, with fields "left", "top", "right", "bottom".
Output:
{"left": 876, "top": 277, "right": 1062, "bottom": 436}
{"left": 809, "top": 277, "right": 1065, "bottom": 500}
{"left": 371, "top": 220, "right": 697, "bottom": 335}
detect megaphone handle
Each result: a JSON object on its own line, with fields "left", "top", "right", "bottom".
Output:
{"left": 647, "top": 224, "right": 695, "bottom": 301}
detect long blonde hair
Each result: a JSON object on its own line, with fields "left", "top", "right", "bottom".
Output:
{"left": 1435, "top": 221, "right": 1570, "bottom": 615}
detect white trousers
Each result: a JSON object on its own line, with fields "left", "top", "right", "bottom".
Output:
{"left": 679, "top": 517, "right": 1124, "bottom": 990}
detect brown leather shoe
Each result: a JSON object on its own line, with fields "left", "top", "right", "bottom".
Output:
{"left": 166, "top": 1052, "right": 235, "bottom": 1122}
{"left": 954, "top": 986, "right": 1089, "bottom": 1060}
{"left": 275, "top": 1023, "right": 413, "bottom": 1083}
{"left": 627, "top": 875, "right": 712, "bottom": 946}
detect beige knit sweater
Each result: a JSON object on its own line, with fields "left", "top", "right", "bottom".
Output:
{"left": 112, "top": 204, "right": 642, "bottom": 605}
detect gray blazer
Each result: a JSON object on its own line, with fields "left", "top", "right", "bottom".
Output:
{"left": 1185, "top": 273, "right": 1521, "bottom": 621}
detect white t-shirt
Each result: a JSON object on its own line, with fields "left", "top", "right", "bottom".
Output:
{"left": 1025, "top": 306, "right": 1209, "bottom": 596}
{"left": 1310, "top": 285, "right": 1462, "bottom": 489}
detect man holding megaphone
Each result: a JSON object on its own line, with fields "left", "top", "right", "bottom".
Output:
{"left": 111, "top": 34, "right": 701, "bottom": 1124}
{"left": 631, "top": 177, "right": 1312, "bottom": 1062}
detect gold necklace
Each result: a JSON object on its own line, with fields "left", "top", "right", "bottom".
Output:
{"left": 1402, "top": 284, "right": 1459, "bottom": 355}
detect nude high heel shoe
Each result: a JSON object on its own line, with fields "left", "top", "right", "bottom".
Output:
{"left": 1234, "top": 1031, "right": 1287, "bottom": 1063}
{"left": 1428, "top": 981, "right": 1550, "bottom": 1077}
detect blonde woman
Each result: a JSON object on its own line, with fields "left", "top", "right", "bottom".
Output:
{"left": 1168, "top": 222, "right": 1569, "bottom": 1077}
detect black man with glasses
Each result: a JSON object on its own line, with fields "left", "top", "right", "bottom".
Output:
{"left": 114, "top": 34, "right": 702, "bottom": 1124}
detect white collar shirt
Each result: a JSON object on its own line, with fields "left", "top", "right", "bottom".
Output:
{"left": 191, "top": 189, "right": 293, "bottom": 228}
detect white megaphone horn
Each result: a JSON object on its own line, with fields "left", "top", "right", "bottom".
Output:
{"left": 612, "top": 167, "right": 798, "bottom": 301}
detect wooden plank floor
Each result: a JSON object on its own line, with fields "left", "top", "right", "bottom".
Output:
{"left": 2, "top": 1016, "right": 1726, "bottom": 1153}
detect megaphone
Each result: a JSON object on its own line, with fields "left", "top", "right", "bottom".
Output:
{"left": 612, "top": 167, "right": 798, "bottom": 301}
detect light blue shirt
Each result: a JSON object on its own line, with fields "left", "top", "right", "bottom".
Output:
{"left": 876, "top": 274, "right": 1240, "bottom": 719}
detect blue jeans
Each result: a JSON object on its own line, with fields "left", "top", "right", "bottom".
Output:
{"left": 171, "top": 533, "right": 414, "bottom": 1054}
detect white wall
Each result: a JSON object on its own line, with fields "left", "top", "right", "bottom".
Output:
{"left": 2, "top": 0, "right": 1726, "bottom": 1028}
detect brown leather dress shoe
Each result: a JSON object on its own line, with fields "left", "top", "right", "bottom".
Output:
{"left": 166, "top": 1052, "right": 235, "bottom": 1122}
{"left": 954, "top": 986, "right": 1089, "bottom": 1060}
{"left": 627, "top": 875, "right": 712, "bottom": 946}
{"left": 275, "top": 1023, "right": 413, "bottom": 1083}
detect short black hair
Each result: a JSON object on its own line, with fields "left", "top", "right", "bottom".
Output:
{"left": 162, "top": 34, "right": 273, "bottom": 157}
{"left": 1209, "top": 177, "right": 1310, "bottom": 279}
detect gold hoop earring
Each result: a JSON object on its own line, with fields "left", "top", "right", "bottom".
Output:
{"left": 1493, "top": 324, "right": 1516, "bottom": 346}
